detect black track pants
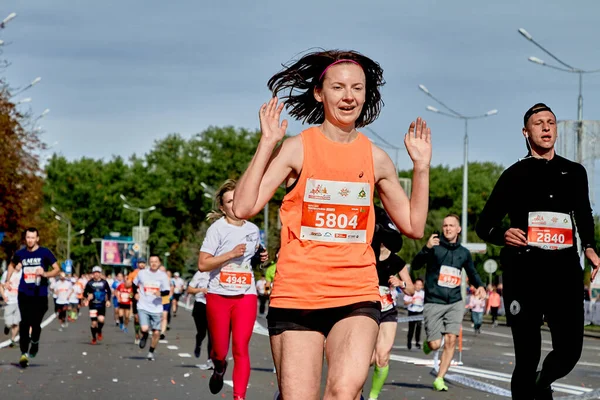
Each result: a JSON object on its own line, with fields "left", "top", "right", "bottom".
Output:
{"left": 502, "top": 247, "right": 583, "bottom": 399}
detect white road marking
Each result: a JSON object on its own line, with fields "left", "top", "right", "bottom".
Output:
{"left": 390, "top": 354, "right": 591, "bottom": 396}
{"left": 167, "top": 345, "right": 179, "bottom": 350}
{"left": 0, "top": 311, "right": 56, "bottom": 348}
{"left": 178, "top": 353, "right": 192, "bottom": 358}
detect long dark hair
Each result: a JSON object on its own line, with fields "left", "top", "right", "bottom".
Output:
{"left": 267, "top": 49, "right": 385, "bottom": 128}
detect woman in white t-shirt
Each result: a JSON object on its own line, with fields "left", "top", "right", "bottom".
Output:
{"left": 199, "top": 179, "right": 267, "bottom": 400}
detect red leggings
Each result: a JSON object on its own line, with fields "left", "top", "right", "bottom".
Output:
{"left": 206, "top": 293, "right": 257, "bottom": 398}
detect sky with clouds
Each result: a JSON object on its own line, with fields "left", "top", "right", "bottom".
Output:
{"left": 3, "top": 0, "right": 600, "bottom": 204}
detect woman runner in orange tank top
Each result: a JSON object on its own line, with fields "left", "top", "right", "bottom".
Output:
{"left": 234, "top": 49, "right": 432, "bottom": 400}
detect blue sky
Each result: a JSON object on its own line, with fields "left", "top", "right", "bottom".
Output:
{"left": 3, "top": 0, "right": 600, "bottom": 202}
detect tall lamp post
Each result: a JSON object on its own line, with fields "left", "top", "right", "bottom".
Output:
{"left": 0, "top": 12, "right": 16, "bottom": 29}
{"left": 164, "top": 252, "right": 171, "bottom": 269}
{"left": 364, "top": 127, "right": 400, "bottom": 173}
{"left": 518, "top": 28, "right": 600, "bottom": 163}
{"left": 11, "top": 77, "right": 42, "bottom": 97}
{"left": 418, "top": 84, "right": 498, "bottom": 245}
{"left": 51, "top": 207, "right": 85, "bottom": 260}
{"left": 120, "top": 194, "right": 156, "bottom": 257}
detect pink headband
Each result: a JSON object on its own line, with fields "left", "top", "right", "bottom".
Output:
{"left": 319, "top": 59, "right": 361, "bottom": 81}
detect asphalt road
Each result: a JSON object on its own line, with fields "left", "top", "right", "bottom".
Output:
{"left": 1, "top": 297, "right": 599, "bottom": 400}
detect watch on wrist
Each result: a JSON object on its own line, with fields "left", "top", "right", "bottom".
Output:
{"left": 402, "top": 281, "right": 406, "bottom": 289}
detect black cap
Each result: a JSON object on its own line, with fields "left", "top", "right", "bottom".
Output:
{"left": 523, "top": 103, "right": 555, "bottom": 127}
{"left": 137, "top": 257, "right": 147, "bottom": 263}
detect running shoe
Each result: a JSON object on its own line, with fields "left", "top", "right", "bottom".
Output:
{"left": 534, "top": 386, "right": 554, "bottom": 400}
{"left": 29, "top": 342, "right": 39, "bottom": 358}
{"left": 139, "top": 334, "right": 148, "bottom": 349}
{"left": 19, "top": 353, "right": 29, "bottom": 368}
{"left": 198, "top": 359, "right": 214, "bottom": 370}
{"left": 91, "top": 338, "right": 97, "bottom": 345}
{"left": 147, "top": 352, "right": 155, "bottom": 361}
{"left": 433, "top": 377, "right": 448, "bottom": 391}
{"left": 160, "top": 333, "right": 166, "bottom": 340}
{"left": 272, "top": 390, "right": 281, "bottom": 400}
{"left": 4, "top": 326, "right": 9, "bottom": 335}
{"left": 120, "top": 323, "right": 124, "bottom": 331}
{"left": 209, "top": 360, "right": 228, "bottom": 394}
{"left": 9, "top": 340, "right": 16, "bottom": 348}
{"left": 194, "top": 346, "right": 201, "bottom": 358}
{"left": 97, "top": 333, "right": 103, "bottom": 341}
{"left": 422, "top": 341, "right": 432, "bottom": 355}
{"left": 134, "top": 338, "right": 140, "bottom": 345}
{"left": 416, "top": 343, "right": 421, "bottom": 349}
{"left": 123, "top": 327, "right": 128, "bottom": 333}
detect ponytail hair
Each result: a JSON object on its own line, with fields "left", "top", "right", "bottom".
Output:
{"left": 206, "top": 179, "right": 237, "bottom": 222}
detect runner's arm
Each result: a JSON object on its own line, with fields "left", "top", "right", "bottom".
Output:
{"left": 463, "top": 252, "right": 484, "bottom": 289}
{"left": 44, "top": 262, "right": 61, "bottom": 278}
{"left": 198, "top": 251, "right": 238, "bottom": 272}
{"left": 410, "top": 246, "right": 431, "bottom": 271}
{"left": 475, "top": 170, "right": 510, "bottom": 246}
{"left": 5, "top": 260, "right": 21, "bottom": 284}
{"left": 374, "top": 145, "right": 428, "bottom": 239}
{"left": 398, "top": 267, "right": 414, "bottom": 296}
{"left": 234, "top": 135, "right": 300, "bottom": 219}
{"left": 187, "top": 286, "right": 208, "bottom": 295}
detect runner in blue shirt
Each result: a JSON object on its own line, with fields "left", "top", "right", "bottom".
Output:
{"left": 6, "top": 228, "right": 61, "bottom": 368}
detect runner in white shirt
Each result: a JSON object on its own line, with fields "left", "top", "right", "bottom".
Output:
{"left": 53, "top": 272, "right": 74, "bottom": 330}
{"left": 49, "top": 277, "right": 60, "bottom": 317}
{"left": 198, "top": 179, "right": 268, "bottom": 399}
{"left": 256, "top": 275, "right": 268, "bottom": 316}
{"left": 187, "top": 270, "right": 212, "bottom": 365}
{"left": 129, "top": 255, "right": 171, "bottom": 361}
{"left": 171, "top": 272, "right": 185, "bottom": 318}
{"left": 69, "top": 275, "right": 82, "bottom": 321}
{"left": 1, "top": 269, "right": 22, "bottom": 347}
{"left": 404, "top": 278, "right": 425, "bottom": 350}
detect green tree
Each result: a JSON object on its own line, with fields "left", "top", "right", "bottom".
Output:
{"left": 398, "top": 162, "right": 505, "bottom": 281}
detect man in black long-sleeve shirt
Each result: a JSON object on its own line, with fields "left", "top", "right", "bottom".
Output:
{"left": 476, "top": 103, "right": 600, "bottom": 400}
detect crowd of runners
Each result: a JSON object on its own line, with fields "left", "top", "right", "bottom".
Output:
{"left": 1, "top": 48, "right": 599, "bottom": 400}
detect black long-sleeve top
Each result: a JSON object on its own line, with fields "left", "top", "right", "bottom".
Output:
{"left": 476, "top": 154, "right": 595, "bottom": 251}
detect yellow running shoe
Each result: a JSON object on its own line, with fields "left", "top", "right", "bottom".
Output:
{"left": 433, "top": 377, "right": 448, "bottom": 391}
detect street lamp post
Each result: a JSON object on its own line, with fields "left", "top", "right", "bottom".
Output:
{"left": 164, "top": 252, "right": 171, "bottom": 269}
{"left": 419, "top": 85, "right": 498, "bottom": 245}
{"left": 518, "top": 28, "right": 600, "bottom": 163}
{"left": 120, "top": 194, "right": 156, "bottom": 257}
{"left": 364, "top": 127, "right": 400, "bottom": 173}
{"left": 11, "top": 77, "right": 42, "bottom": 97}
{"left": 0, "top": 12, "right": 16, "bottom": 29}
{"left": 51, "top": 207, "right": 85, "bottom": 260}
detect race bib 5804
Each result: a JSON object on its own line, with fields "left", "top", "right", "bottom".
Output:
{"left": 300, "top": 179, "right": 370, "bottom": 244}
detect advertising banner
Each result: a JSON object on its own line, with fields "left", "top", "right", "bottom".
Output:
{"left": 101, "top": 240, "right": 136, "bottom": 266}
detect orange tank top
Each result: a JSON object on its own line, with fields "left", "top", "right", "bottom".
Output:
{"left": 270, "top": 127, "right": 379, "bottom": 309}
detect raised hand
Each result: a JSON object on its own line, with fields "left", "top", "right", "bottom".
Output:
{"left": 404, "top": 117, "right": 432, "bottom": 166}
{"left": 259, "top": 97, "right": 288, "bottom": 146}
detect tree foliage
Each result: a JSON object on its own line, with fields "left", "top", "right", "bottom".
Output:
{"left": 398, "top": 162, "right": 505, "bottom": 283}
{"left": 42, "top": 127, "right": 286, "bottom": 275}
{"left": 0, "top": 85, "right": 48, "bottom": 259}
